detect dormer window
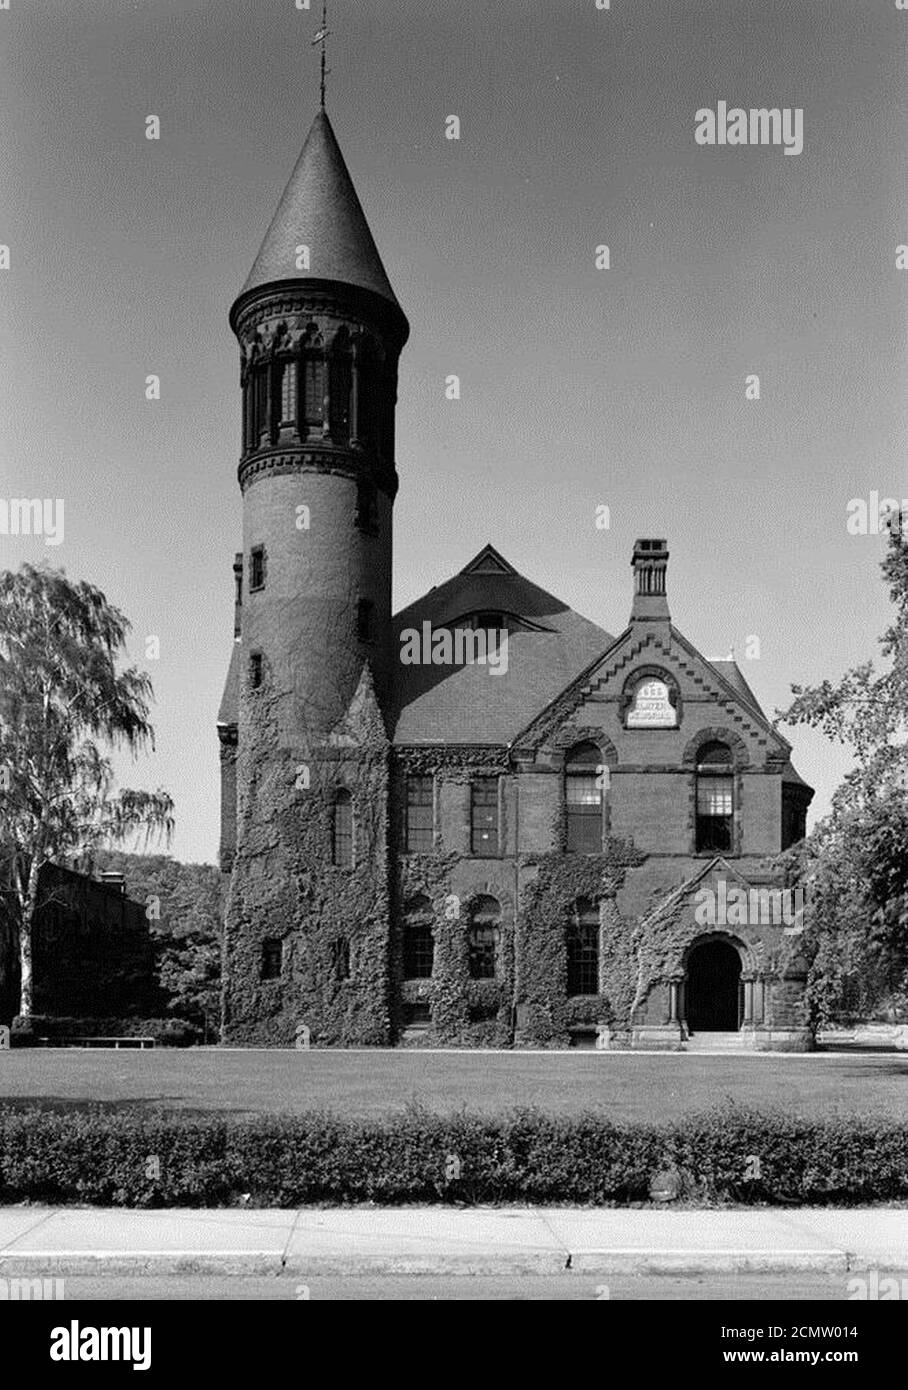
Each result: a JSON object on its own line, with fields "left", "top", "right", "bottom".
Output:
{"left": 473, "top": 611, "right": 506, "bottom": 634}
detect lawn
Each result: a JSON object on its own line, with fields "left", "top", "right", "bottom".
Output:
{"left": 0, "top": 1049, "right": 906, "bottom": 1121}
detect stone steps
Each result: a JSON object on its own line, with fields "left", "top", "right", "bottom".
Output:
{"left": 685, "top": 1031, "right": 746, "bottom": 1051}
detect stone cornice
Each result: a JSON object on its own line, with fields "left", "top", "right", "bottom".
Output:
{"left": 230, "top": 279, "right": 409, "bottom": 351}
{"left": 238, "top": 446, "right": 399, "bottom": 499}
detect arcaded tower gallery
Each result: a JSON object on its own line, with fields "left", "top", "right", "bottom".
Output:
{"left": 219, "top": 103, "right": 815, "bottom": 1051}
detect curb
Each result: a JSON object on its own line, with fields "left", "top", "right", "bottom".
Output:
{"left": 0, "top": 1247, "right": 875, "bottom": 1277}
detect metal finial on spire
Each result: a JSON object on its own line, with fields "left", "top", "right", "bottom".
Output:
{"left": 312, "top": 0, "right": 331, "bottom": 109}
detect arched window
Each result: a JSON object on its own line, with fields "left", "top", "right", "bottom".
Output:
{"left": 565, "top": 742, "right": 604, "bottom": 853}
{"left": 403, "top": 894, "right": 434, "bottom": 979}
{"left": 567, "top": 898, "right": 599, "bottom": 996}
{"left": 332, "top": 788, "right": 353, "bottom": 868}
{"left": 696, "top": 741, "right": 734, "bottom": 852}
{"left": 468, "top": 895, "right": 500, "bottom": 979}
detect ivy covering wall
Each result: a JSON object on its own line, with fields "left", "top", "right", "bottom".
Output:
{"left": 223, "top": 667, "right": 392, "bottom": 1046}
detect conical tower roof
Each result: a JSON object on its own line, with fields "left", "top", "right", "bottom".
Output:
{"left": 237, "top": 109, "right": 401, "bottom": 309}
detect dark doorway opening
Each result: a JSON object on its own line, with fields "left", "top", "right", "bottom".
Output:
{"left": 686, "top": 939, "right": 742, "bottom": 1032}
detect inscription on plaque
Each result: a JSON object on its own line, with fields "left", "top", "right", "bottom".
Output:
{"left": 626, "top": 677, "right": 676, "bottom": 728}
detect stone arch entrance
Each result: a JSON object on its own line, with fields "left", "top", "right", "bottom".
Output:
{"left": 685, "top": 938, "right": 742, "bottom": 1033}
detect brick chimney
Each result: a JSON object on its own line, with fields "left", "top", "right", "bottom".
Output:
{"left": 630, "top": 538, "right": 670, "bottom": 622}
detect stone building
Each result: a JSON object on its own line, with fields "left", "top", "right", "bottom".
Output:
{"left": 218, "top": 105, "right": 814, "bottom": 1050}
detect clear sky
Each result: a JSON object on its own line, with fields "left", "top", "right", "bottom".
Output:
{"left": 1, "top": 0, "right": 905, "bottom": 864}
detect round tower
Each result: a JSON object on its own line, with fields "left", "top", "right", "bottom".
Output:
{"left": 229, "top": 108, "right": 408, "bottom": 742}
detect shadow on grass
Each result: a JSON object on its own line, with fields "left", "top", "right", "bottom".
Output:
{"left": 0, "top": 1096, "right": 249, "bottom": 1119}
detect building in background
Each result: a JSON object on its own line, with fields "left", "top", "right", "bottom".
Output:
{"left": 0, "top": 864, "right": 159, "bottom": 1024}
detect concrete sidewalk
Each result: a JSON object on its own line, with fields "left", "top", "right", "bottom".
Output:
{"left": 0, "top": 1208, "right": 906, "bottom": 1276}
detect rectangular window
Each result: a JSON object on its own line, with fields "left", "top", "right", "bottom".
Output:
{"left": 332, "top": 792, "right": 353, "bottom": 868}
{"left": 566, "top": 773, "right": 602, "bottom": 853}
{"left": 261, "top": 938, "right": 282, "bottom": 980}
{"left": 471, "top": 779, "right": 499, "bottom": 856}
{"left": 331, "top": 937, "right": 351, "bottom": 981}
{"left": 279, "top": 360, "right": 297, "bottom": 425}
{"left": 696, "top": 776, "right": 734, "bottom": 852}
{"left": 249, "top": 546, "right": 266, "bottom": 591}
{"left": 254, "top": 367, "right": 269, "bottom": 440}
{"left": 249, "top": 651, "right": 263, "bottom": 689}
{"left": 405, "top": 775, "right": 434, "bottom": 852}
{"left": 357, "top": 598, "right": 374, "bottom": 642}
{"left": 303, "top": 358, "right": 325, "bottom": 428}
{"left": 329, "top": 355, "right": 352, "bottom": 443}
{"left": 567, "top": 924, "right": 599, "bottom": 996}
{"left": 356, "top": 478, "right": 378, "bottom": 535}
{"left": 468, "top": 924, "right": 498, "bottom": 980}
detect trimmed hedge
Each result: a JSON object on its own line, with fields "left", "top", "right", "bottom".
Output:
{"left": 10, "top": 1016, "right": 200, "bottom": 1047}
{"left": 0, "top": 1104, "right": 906, "bottom": 1206}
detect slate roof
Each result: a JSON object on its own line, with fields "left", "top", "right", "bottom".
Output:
{"left": 709, "top": 659, "right": 768, "bottom": 722}
{"left": 236, "top": 109, "right": 402, "bottom": 308}
{"left": 390, "top": 545, "right": 614, "bottom": 746}
{"left": 217, "top": 643, "right": 241, "bottom": 729}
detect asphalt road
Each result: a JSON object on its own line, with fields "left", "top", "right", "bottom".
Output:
{"left": 54, "top": 1272, "right": 854, "bottom": 1300}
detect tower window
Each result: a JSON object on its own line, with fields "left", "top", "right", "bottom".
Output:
{"left": 243, "top": 380, "right": 255, "bottom": 451}
{"left": 261, "top": 937, "right": 283, "bottom": 980}
{"left": 405, "top": 775, "right": 433, "bottom": 852}
{"left": 357, "top": 598, "right": 374, "bottom": 643}
{"left": 695, "top": 741, "right": 734, "bottom": 852}
{"left": 329, "top": 352, "right": 352, "bottom": 443}
{"left": 468, "top": 895, "right": 501, "bottom": 979}
{"left": 303, "top": 356, "right": 326, "bottom": 432}
{"left": 330, "top": 936, "right": 351, "bottom": 981}
{"left": 567, "top": 899, "right": 599, "bottom": 996}
{"left": 254, "top": 365, "right": 269, "bottom": 442}
{"left": 470, "top": 778, "right": 499, "bottom": 856}
{"left": 356, "top": 478, "right": 378, "bottom": 535}
{"left": 332, "top": 788, "right": 353, "bottom": 868}
{"left": 249, "top": 546, "right": 266, "bottom": 591}
{"left": 249, "top": 651, "right": 263, "bottom": 689}
{"left": 565, "top": 741, "right": 604, "bottom": 853}
{"left": 403, "top": 895, "right": 434, "bottom": 979}
{"left": 279, "top": 359, "right": 297, "bottom": 427}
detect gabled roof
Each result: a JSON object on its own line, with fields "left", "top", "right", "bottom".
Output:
{"left": 236, "top": 109, "right": 401, "bottom": 309}
{"left": 390, "top": 546, "right": 613, "bottom": 745}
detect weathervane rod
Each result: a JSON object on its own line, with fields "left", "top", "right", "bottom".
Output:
{"left": 312, "top": 0, "right": 330, "bottom": 109}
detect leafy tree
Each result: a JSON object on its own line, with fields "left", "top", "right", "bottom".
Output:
{"left": 92, "top": 850, "right": 222, "bottom": 1036}
{"left": 0, "top": 565, "right": 173, "bottom": 1015}
{"left": 779, "top": 517, "right": 908, "bottom": 1022}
